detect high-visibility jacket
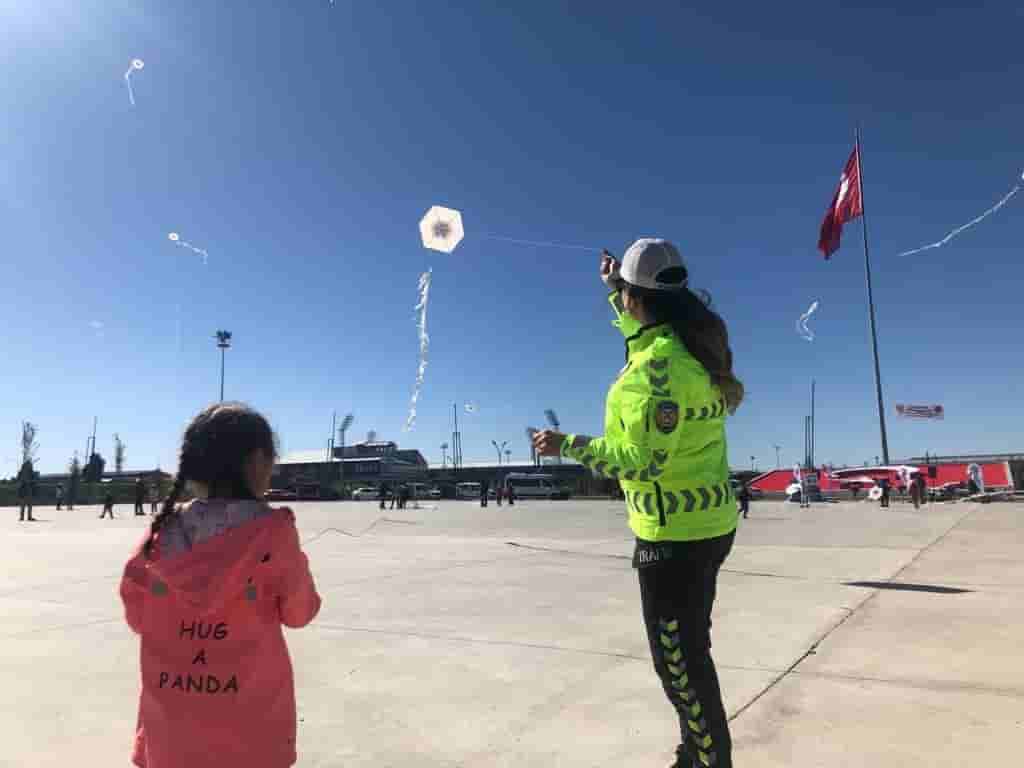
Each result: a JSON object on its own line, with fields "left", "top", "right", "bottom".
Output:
{"left": 562, "top": 293, "right": 737, "bottom": 542}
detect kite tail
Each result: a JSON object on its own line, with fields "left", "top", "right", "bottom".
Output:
{"left": 404, "top": 269, "right": 432, "bottom": 431}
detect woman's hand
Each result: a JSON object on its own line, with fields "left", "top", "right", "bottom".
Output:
{"left": 533, "top": 429, "right": 566, "bottom": 457}
{"left": 600, "top": 250, "right": 621, "bottom": 289}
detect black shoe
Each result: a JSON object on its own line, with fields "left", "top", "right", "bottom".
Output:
{"left": 669, "top": 746, "right": 689, "bottom": 768}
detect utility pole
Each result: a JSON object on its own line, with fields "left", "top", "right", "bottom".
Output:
{"left": 774, "top": 444, "right": 781, "bottom": 469}
{"left": 810, "top": 379, "right": 816, "bottom": 468}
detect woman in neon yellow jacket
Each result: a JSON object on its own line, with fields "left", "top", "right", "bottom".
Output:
{"left": 535, "top": 239, "right": 743, "bottom": 768}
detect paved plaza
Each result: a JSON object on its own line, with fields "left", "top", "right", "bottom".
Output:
{"left": 3, "top": 497, "right": 1022, "bottom": 766}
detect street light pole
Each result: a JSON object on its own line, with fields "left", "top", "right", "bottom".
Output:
{"left": 774, "top": 444, "right": 781, "bottom": 469}
{"left": 338, "top": 413, "right": 353, "bottom": 497}
{"left": 215, "top": 330, "right": 232, "bottom": 402}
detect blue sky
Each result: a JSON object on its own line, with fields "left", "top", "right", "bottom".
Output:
{"left": 2, "top": 1, "right": 1022, "bottom": 477}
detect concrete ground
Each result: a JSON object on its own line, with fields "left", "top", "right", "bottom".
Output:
{"left": 3, "top": 497, "right": 1022, "bottom": 767}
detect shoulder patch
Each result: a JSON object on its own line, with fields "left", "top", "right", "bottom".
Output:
{"left": 655, "top": 401, "right": 680, "bottom": 434}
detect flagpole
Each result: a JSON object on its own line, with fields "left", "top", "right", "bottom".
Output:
{"left": 855, "top": 127, "right": 891, "bottom": 465}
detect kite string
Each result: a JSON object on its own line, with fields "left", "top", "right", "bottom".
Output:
{"left": 482, "top": 234, "right": 602, "bottom": 252}
{"left": 898, "top": 179, "right": 1021, "bottom": 257}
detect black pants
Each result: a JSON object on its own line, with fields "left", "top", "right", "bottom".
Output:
{"left": 739, "top": 500, "right": 749, "bottom": 518}
{"left": 134, "top": 501, "right": 145, "bottom": 515}
{"left": 639, "top": 531, "right": 735, "bottom": 768}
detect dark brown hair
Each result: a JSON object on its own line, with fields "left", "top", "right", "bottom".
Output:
{"left": 144, "top": 402, "right": 277, "bottom": 558}
{"left": 624, "top": 268, "right": 744, "bottom": 412}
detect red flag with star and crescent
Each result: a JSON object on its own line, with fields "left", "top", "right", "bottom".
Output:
{"left": 818, "top": 146, "right": 863, "bottom": 259}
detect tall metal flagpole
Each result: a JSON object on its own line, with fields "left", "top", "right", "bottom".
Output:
{"left": 855, "top": 128, "right": 891, "bottom": 465}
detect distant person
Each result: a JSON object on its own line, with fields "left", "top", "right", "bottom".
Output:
{"left": 480, "top": 478, "right": 489, "bottom": 508}
{"left": 390, "top": 484, "right": 400, "bottom": 510}
{"left": 916, "top": 473, "right": 928, "bottom": 505}
{"left": 150, "top": 483, "right": 159, "bottom": 515}
{"left": 378, "top": 483, "right": 388, "bottom": 510}
{"left": 850, "top": 485, "right": 859, "bottom": 500}
{"left": 533, "top": 242, "right": 743, "bottom": 768}
{"left": 507, "top": 482, "right": 515, "bottom": 507}
{"left": 495, "top": 481, "right": 503, "bottom": 507}
{"left": 879, "top": 478, "right": 891, "bottom": 508}
{"left": 119, "top": 402, "right": 320, "bottom": 768}
{"left": 399, "top": 484, "right": 410, "bottom": 509}
{"left": 738, "top": 484, "right": 751, "bottom": 519}
{"left": 134, "top": 478, "right": 146, "bottom": 516}
{"left": 55, "top": 483, "right": 64, "bottom": 511}
{"left": 100, "top": 490, "right": 115, "bottom": 519}
{"left": 909, "top": 475, "right": 922, "bottom": 510}
{"left": 17, "top": 459, "right": 36, "bottom": 522}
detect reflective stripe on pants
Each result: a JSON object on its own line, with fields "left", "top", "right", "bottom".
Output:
{"left": 639, "top": 531, "right": 735, "bottom": 767}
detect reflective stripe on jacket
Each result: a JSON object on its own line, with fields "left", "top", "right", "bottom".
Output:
{"left": 562, "top": 293, "right": 737, "bottom": 542}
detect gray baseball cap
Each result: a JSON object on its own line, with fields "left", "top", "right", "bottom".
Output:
{"left": 619, "top": 238, "right": 688, "bottom": 291}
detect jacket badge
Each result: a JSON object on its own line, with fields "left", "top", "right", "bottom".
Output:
{"left": 655, "top": 401, "right": 680, "bottom": 434}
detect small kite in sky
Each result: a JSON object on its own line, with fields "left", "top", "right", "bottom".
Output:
{"left": 797, "top": 300, "right": 819, "bottom": 342}
{"left": 168, "top": 232, "right": 209, "bottom": 265}
{"left": 124, "top": 58, "right": 145, "bottom": 106}
{"left": 898, "top": 169, "right": 1023, "bottom": 257}
{"left": 464, "top": 402, "right": 478, "bottom": 414}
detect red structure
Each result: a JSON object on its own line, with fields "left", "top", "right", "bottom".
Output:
{"left": 750, "top": 462, "right": 1013, "bottom": 495}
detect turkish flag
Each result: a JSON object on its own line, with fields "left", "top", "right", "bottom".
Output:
{"left": 818, "top": 147, "right": 863, "bottom": 259}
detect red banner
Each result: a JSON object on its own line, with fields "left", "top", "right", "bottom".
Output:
{"left": 895, "top": 404, "right": 945, "bottom": 420}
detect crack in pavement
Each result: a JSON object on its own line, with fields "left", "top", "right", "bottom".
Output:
{"left": 728, "top": 504, "right": 979, "bottom": 722}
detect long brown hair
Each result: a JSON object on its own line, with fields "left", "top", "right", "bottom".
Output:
{"left": 624, "top": 268, "right": 744, "bottom": 412}
{"left": 144, "top": 402, "right": 277, "bottom": 558}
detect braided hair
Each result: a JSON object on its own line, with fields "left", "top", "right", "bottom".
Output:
{"left": 144, "top": 402, "right": 278, "bottom": 558}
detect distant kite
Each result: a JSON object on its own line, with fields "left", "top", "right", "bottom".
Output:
{"left": 899, "top": 169, "right": 1023, "bottom": 257}
{"left": 797, "top": 300, "right": 819, "bottom": 342}
{"left": 168, "top": 232, "right": 209, "bottom": 265}
{"left": 124, "top": 58, "right": 145, "bottom": 106}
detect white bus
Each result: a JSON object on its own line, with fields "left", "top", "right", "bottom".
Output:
{"left": 503, "top": 473, "right": 570, "bottom": 500}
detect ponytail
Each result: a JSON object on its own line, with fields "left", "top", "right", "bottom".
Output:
{"left": 144, "top": 472, "right": 187, "bottom": 559}
{"left": 627, "top": 281, "right": 745, "bottom": 413}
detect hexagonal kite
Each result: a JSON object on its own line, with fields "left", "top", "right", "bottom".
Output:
{"left": 419, "top": 206, "right": 464, "bottom": 254}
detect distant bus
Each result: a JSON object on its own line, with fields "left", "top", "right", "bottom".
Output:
{"left": 503, "top": 473, "right": 570, "bottom": 500}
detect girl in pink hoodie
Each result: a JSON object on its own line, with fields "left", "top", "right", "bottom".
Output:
{"left": 120, "top": 403, "right": 321, "bottom": 768}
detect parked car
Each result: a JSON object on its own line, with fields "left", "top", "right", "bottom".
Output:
{"left": 264, "top": 488, "right": 298, "bottom": 501}
{"left": 503, "top": 473, "right": 570, "bottom": 500}
{"left": 352, "top": 487, "right": 381, "bottom": 501}
{"left": 408, "top": 482, "right": 441, "bottom": 500}
{"left": 456, "top": 482, "right": 481, "bottom": 499}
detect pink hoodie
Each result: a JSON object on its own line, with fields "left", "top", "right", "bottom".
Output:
{"left": 120, "top": 501, "right": 321, "bottom": 768}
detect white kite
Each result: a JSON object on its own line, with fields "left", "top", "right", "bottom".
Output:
{"left": 797, "top": 300, "right": 819, "bottom": 342}
{"left": 464, "top": 402, "right": 477, "bottom": 413}
{"left": 419, "top": 206, "right": 464, "bottom": 254}
{"left": 168, "top": 232, "right": 209, "bottom": 265}
{"left": 124, "top": 58, "right": 145, "bottom": 106}
{"left": 899, "top": 170, "right": 1023, "bottom": 257}
{"left": 418, "top": 204, "right": 603, "bottom": 255}
{"left": 404, "top": 269, "right": 432, "bottom": 430}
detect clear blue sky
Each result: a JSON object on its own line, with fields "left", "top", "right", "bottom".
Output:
{"left": 2, "top": 1, "right": 1022, "bottom": 477}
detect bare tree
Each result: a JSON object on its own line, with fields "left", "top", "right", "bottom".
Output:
{"left": 20, "top": 421, "right": 38, "bottom": 467}
{"left": 114, "top": 433, "right": 126, "bottom": 473}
